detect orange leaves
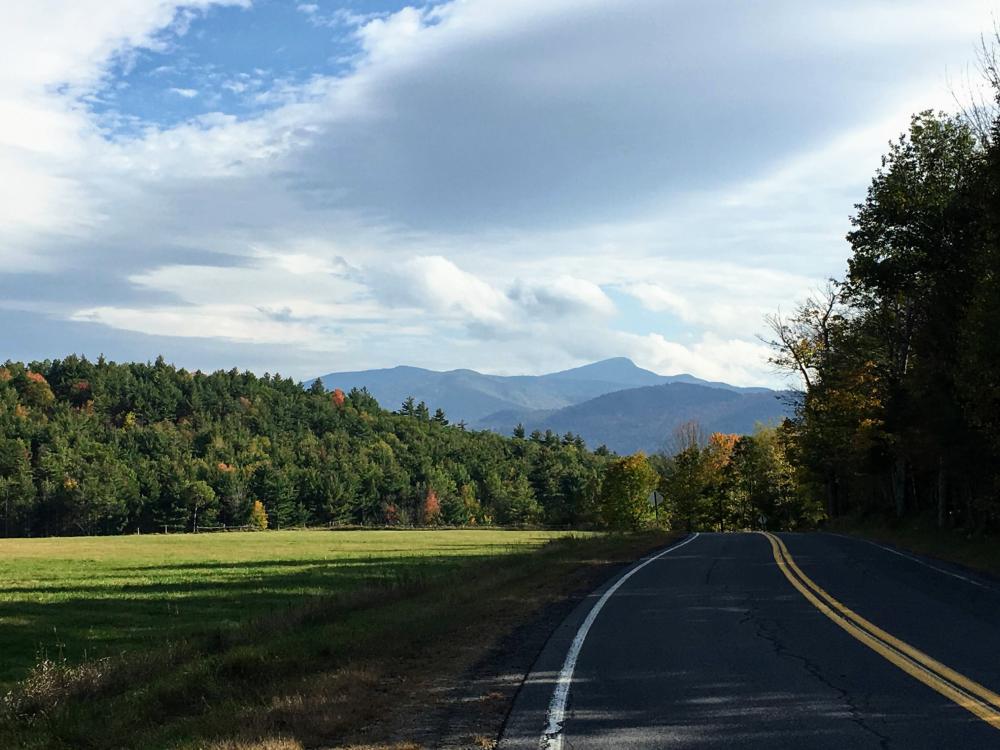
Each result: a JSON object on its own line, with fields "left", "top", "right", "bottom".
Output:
{"left": 706, "top": 433, "right": 739, "bottom": 475}
{"left": 422, "top": 488, "right": 442, "bottom": 525}
{"left": 217, "top": 462, "right": 235, "bottom": 473}
{"left": 331, "top": 388, "right": 346, "bottom": 408}
{"left": 19, "top": 370, "right": 55, "bottom": 409}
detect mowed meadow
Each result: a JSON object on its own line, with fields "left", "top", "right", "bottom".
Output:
{"left": 0, "top": 529, "right": 567, "bottom": 689}
{"left": 0, "top": 528, "right": 672, "bottom": 749}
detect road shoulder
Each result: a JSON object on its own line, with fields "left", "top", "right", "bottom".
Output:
{"left": 497, "top": 535, "right": 694, "bottom": 750}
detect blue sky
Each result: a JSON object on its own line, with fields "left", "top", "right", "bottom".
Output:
{"left": 0, "top": 1, "right": 995, "bottom": 385}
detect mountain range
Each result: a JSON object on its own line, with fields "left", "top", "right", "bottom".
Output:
{"left": 316, "top": 357, "right": 794, "bottom": 454}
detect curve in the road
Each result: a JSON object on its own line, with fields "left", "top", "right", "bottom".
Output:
{"left": 765, "top": 531, "right": 1000, "bottom": 729}
{"left": 502, "top": 532, "right": 1000, "bottom": 749}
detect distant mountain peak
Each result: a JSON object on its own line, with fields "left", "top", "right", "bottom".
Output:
{"left": 545, "top": 357, "right": 663, "bottom": 385}
{"left": 314, "top": 357, "right": 775, "bottom": 429}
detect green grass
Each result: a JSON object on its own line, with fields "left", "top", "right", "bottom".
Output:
{"left": 0, "top": 529, "right": 578, "bottom": 689}
{"left": 0, "top": 528, "right": 672, "bottom": 749}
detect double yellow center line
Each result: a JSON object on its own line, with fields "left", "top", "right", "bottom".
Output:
{"left": 763, "top": 531, "right": 1000, "bottom": 728}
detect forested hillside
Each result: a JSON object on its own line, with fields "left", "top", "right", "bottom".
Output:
{"left": 478, "top": 382, "right": 793, "bottom": 454}
{"left": 0, "top": 357, "right": 610, "bottom": 535}
{"left": 0, "top": 355, "right": 820, "bottom": 538}
{"left": 770, "top": 83, "right": 1000, "bottom": 531}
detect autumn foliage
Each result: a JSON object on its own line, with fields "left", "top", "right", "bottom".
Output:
{"left": 249, "top": 500, "right": 269, "bottom": 531}
{"left": 705, "top": 433, "right": 738, "bottom": 475}
{"left": 421, "top": 489, "right": 442, "bottom": 526}
{"left": 19, "top": 371, "right": 55, "bottom": 409}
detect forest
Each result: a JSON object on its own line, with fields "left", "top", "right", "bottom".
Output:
{"left": 0, "top": 357, "right": 609, "bottom": 535}
{"left": 767, "top": 46, "right": 1000, "bottom": 532}
{"left": 0, "top": 353, "right": 810, "bottom": 536}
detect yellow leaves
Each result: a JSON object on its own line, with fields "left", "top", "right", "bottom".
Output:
{"left": 249, "top": 500, "right": 269, "bottom": 531}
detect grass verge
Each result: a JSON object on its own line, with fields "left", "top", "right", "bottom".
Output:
{"left": 828, "top": 516, "right": 1000, "bottom": 580}
{"left": 0, "top": 529, "right": 676, "bottom": 749}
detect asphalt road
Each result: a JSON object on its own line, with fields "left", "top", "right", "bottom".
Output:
{"left": 501, "top": 532, "right": 1000, "bottom": 749}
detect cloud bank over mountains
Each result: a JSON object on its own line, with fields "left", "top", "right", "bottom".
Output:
{"left": 1, "top": 0, "right": 994, "bottom": 384}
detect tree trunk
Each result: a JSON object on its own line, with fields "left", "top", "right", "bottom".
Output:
{"left": 892, "top": 455, "right": 907, "bottom": 519}
{"left": 937, "top": 457, "right": 947, "bottom": 529}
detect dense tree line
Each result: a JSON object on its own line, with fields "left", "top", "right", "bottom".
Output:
{"left": 648, "top": 423, "right": 823, "bottom": 533}
{"left": 768, "top": 55, "right": 1000, "bottom": 531}
{"left": 0, "top": 356, "right": 610, "bottom": 536}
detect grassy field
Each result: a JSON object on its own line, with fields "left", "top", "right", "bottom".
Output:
{"left": 0, "top": 528, "right": 674, "bottom": 749}
{"left": 0, "top": 529, "right": 571, "bottom": 689}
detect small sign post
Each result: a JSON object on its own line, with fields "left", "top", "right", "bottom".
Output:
{"left": 648, "top": 490, "right": 664, "bottom": 522}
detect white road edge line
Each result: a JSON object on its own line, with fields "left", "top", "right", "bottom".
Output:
{"left": 834, "top": 533, "right": 997, "bottom": 592}
{"left": 540, "top": 532, "right": 701, "bottom": 750}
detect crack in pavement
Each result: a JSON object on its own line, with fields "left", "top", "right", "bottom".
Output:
{"left": 704, "top": 554, "right": 721, "bottom": 586}
{"left": 740, "top": 592, "right": 892, "bottom": 749}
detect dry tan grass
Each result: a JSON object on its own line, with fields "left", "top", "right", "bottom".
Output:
{"left": 205, "top": 739, "right": 304, "bottom": 750}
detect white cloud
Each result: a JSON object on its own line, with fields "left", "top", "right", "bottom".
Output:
{"left": 615, "top": 263, "right": 817, "bottom": 334}
{"left": 616, "top": 332, "right": 778, "bottom": 387}
{"left": 0, "top": 1, "right": 247, "bottom": 266}
{"left": 72, "top": 304, "right": 324, "bottom": 345}
{"left": 0, "top": 0, "right": 996, "bottom": 384}
{"left": 509, "top": 276, "right": 616, "bottom": 317}
{"left": 373, "top": 255, "right": 513, "bottom": 324}
{"left": 169, "top": 87, "right": 199, "bottom": 98}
